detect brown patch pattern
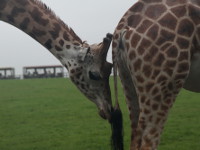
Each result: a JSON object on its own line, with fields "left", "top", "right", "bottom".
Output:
{"left": 158, "top": 13, "right": 177, "bottom": 30}
{"left": 0, "top": 0, "right": 7, "bottom": 9}
{"left": 166, "top": 0, "right": 187, "bottom": 6}
{"left": 137, "top": 19, "right": 153, "bottom": 33}
{"left": 29, "top": 7, "right": 49, "bottom": 26}
{"left": 176, "top": 37, "right": 190, "bottom": 49}
{"left": 188, "top": 5, "right": 200, "bottom": 25}
{"left": 16, "top": 0, "right": 29, "bottom": 5}
{"left": 171, "top": 5, "right": 187, "bottom": 18}
{"left": 44, "top": 39, "right": 52, "bottom": 50}
{"left": 138, "top": 38, "right": 151, "bottom": 55}
{"left": 20, "top": 18, "right": 30, "bottom": 30}
{"left": 131, "top": 33, "right": 141, "bottom": 48}
{"left": 130, "top": 2, "right": 144, "bottom": 12}
{"left": 49, "top": 23, "right": 61, "bottom": 39}
{"left": 145, "top": 4, "right": 167, "bottom": 20}
{"left": 146, "top": 24, "right": 159, "bottom": 40}
{"left": 177, "top": 19, "right": 194, "bottom": 37}
{"left": 32, "top": 26, "right": 46, "bottom": 37}
{"left": 128, "top": 14, "right": 143, "bottom": 28}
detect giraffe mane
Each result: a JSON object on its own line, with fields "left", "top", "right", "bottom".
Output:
{"left": 31, "top": 0, "right": 83, "bottom": 44}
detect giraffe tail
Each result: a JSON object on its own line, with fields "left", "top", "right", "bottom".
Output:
{"left": 110, "top": 107, "right": 124, "bottom": 150}
{"left": 109, "top": 41, "right": 124, "bottom": 150}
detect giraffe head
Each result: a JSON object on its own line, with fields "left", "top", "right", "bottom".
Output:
{"left": 0, "top": 0, "right": 113, "bottom": 120}
{"left": 65, "top": 33, "right": 113, "bottom": 121}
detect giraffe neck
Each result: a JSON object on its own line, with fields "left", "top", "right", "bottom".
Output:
{"left": 0, "top": 0, "right": 88, "bottom": 68}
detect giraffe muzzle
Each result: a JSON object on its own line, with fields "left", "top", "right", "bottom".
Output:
{"left": 98, "top": 106, "right": 114, "bottom": 121}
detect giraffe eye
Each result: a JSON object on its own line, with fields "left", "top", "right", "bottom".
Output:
{"left": 89, "top": 71, "right": 102, "bottom": 81}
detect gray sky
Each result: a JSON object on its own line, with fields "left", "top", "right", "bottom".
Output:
{"left": 0, "top": 0, "right": 136, "bottom": 75}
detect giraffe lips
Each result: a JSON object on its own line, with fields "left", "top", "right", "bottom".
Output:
{"left": 99, "top": 110, "right": 107, "bottom": 120}
{"left": 98, "top": 106, "right": 114, "bottom": 121}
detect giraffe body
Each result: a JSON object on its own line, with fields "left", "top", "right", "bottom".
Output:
{"left": 0, "top": 0, "right": 114, "bottom": 121}
{"left": 112, "top": 0, "right": 200, "bottom": 149}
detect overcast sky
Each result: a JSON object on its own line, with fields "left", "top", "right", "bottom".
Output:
{"left": 0, "top": 0, "right": 136, "bottom": 74}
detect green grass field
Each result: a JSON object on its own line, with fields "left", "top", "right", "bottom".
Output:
{"left": 0, "top": 78, "right": 199, "bottom": 150}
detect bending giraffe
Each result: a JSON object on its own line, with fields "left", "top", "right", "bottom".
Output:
{"left": 112, "top": 0, "right": 200, "bottom": 149}
{"left": 0, "top": 0, "right": 123, "bottom": 149}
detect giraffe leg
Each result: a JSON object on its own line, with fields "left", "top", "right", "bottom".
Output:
{"left": 127, "top": 46, "right": 190, "bottom": 149}
{"left": 184, "top": 52, "right": 200, "bottom": 92}
{"left": 133, "top": 68, "right": 190, "bottom": 150}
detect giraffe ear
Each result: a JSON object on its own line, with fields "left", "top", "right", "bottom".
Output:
{"left": 78, "top": 47, "right": 89, "bottom": 61}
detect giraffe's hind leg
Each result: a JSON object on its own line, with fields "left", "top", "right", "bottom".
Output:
{"left": 128, "top": 45, "right": 191, "bottom": 149}
{"left": 184, "top": 52, "right": 200, "bottom": 92}
{"left": 133, "top": 56, "right": 192, "bottom": 149}
{"left": 134, "top": 74, "right": 188, "bottom": 150}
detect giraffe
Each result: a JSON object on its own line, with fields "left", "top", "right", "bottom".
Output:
{"left": 0, "top": 0, "right": 115, "bottom": 125}
{"left": 112, "top": 0, "right": 200, "bottom": 149}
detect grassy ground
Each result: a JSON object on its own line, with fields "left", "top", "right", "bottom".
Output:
{"left": 0, "top": 78, "right": 199, "bottom": 150}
